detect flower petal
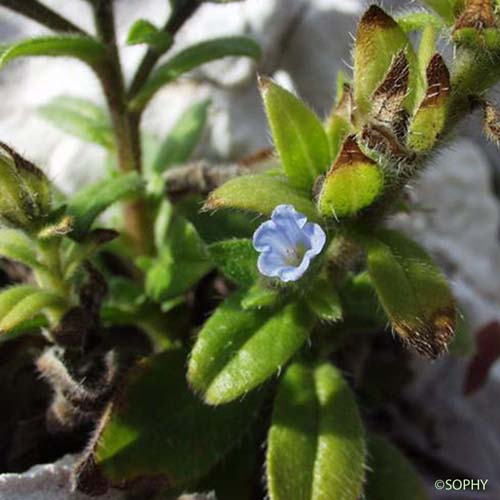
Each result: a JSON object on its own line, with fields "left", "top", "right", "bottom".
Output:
{"left": 257, "top": 250, "right": 287, "bottom": 278}
{"left": 302, "top": 222, "right": 327, "bottom": 256}
{"left": 253, "top": 220, "right": 289, "bottom": 257}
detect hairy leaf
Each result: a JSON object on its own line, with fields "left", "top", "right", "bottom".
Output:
{"left": 152, "top": 99, "right": 210, "bottom": 174}
{"left": 266, "top": 361, "right": 366, "bottom": 500}
{"left": 66, "top": 172, "right": 144, "bottom": 239}
{"left": 365, "top": 434, "right": 429, "bottom": 500}
{"left": 93, "top": 349, "right": 262, "bottom": 487}
{"left": 0, "top": 286, "right": 66, "bottom": 333}
{"left": 354, "top": 228, "right": 455, "bottom": 358}
{"left": 420, "top": 0, "right": 456, "bottom": 23}
{"left": 205, "top": 175, "right": 318, "bottom": 220}
{"left": 188, "top": 293, "right": 314, "bottom": 404}
{"left": 208, "top": 238, "right": 258, "bottom": 287}
{"left": 38, "top": 96, "right": 114, "bottom": 149}
{"left": 306, "top": 278, "right": 342, "bottom": 322}
{"left": 131, "top": 37, "right": 261, "bottom": 110}
{"left": 0, "top": 228, "right": 39, "bottom": 268}
{"left": 259, "top": 77, "right": 331, "bottom": 190}
{"left": 126, "top": 19, "right": 173, "bottom": 52}
{"left": 0, "top": 36, "right": 106, "bottom": 69}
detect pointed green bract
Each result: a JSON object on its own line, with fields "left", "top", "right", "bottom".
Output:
{"left": 354, "top": 6, "right": 419, "bottom": 116}
{"left": 326, "top": 76, "right": 352, "bottom": 161}
{"left": 0, "top": 36, "right": 106, "bottom": 69}
{"left": 38, "top": 96, "right": 114, "bottom": 150}
{"left": 354, "top": 228, "right": 455, "bottom": 358}
{"left": 205, "top": 174, "right": 318, "bottom": 220}
{"left": 416, "top": 24, "right": 437, "bottom": 104}
{"left": 365, "top": 434, "right": 429, "bottom": 500}
{"left": 188, "top": 293, "right": 314, "bottom": 405}
{"left": 396, "top": 12, "right": 446, "bottom": 33}
{"left": 94, "top": 349, "right": 262, "bottom": 487}
{"left": 241, "top": 283, "right": 280, "bottom": 310}
{"left": 408, "top": 54, "right": 450, "bottom": 152}
{"left": 260, "top": 77, "right": 331, "bottom": 190}
{"left": 131, "top": 37, "right": 261, "bottom": 110}
{"left": 317, "top": 136, "right": 383, "bottom": 218}
{"left": 266, "top": 361, "right": 366, "bottom": 500}
{"left": 152, "top": 99, "right": 210, "bottom": 174}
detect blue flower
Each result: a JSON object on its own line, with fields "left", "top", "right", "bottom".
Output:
{"left": 252, "top": 205, "right": 326, "bottom": 282}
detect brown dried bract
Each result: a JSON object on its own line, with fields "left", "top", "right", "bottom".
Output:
{"left": 372, "top": 51, "right": 409, "bottom": 126}
{"left": 330, "top": 135, "right": 375, "bottom": 172}
{"left": 395, "top": 307, "right": 456, "bottom": 359}
{"left": 359, "top": 5, "right": 398, "bottom": 31}
{"left": 455, "top": 0, "right": 496, "bottom": 30}
{"left": 483, "top": 101, "right": 500, "bottom": 144}
{"left": 362, "top": 124, "right": 415, "bottom": 162}
{"left": 422, "top": 54, "right": 451, "bottom": 108}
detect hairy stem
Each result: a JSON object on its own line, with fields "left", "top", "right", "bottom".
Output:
{"left": 92, "top": 0, "right": 153, "bottom": 255}
{"left": 0, "top": 0, "right": 86, "bottom": 34}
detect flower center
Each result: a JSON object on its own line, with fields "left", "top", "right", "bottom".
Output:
{"left": 284, "top": 242, "right": 307, "bottom": 266}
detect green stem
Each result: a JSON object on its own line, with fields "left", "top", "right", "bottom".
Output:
{"left": 0, "top": 0, "right": 87, "bottom": 34}
{"left": 91, "top": 1, "right": 153, "bottom": 255}
{"left": 35, "top": 239, "right": 70, "bottom": 297}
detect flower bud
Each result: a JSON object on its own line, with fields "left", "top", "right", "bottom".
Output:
{"left": 0, "top": 143, "right": 52, "bottom": 230}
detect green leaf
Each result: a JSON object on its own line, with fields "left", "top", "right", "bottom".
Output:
{"left": 66, "top": 172, "right": 144, "bottom": 239}
{"left": 416, "top": 24, "right": 438, "bottom": 104}
{"left": 266, "top": 361, "right": 366, "bottom": 500}
{"left": 397, "top": 12, "right": 446, "bottom": 33}
{"left": 145, "top": 214, "right": 212, "bottom": 301}
{"left": 365, "top": 434, "right": 429, "bottom": 500}
{"left": 38, "top": 96, "right": 114, "bottom": 149}
{"left": 205, "top": 175, "right": 318, "bottom": 220}
{"left": 317, "top": 136, "right": 383, "bottom": 218}
{"left": 208, "top": 238, "right": 258, "bottom": 287}
{"left": 0, "top": 36, "right": 106, "bottom": 69}
{"left": 259, "top": 77, "right": 330, "bottom": 190}
{"left": 0, "top": 228, "right": 40, "bottom": 269}
{"left": 0, "top": 286, "right": 66, "bottom": 333}
{"left": 131, "top": 37, "right": 261, "bottom": 110}
{"left": 152, "top": 99, "right": 210, "bottom": 174}
{"left": 354, "top": 6, "right": 419, "bottom": 116}
{"left": 306, "top": 278, "right": 342, "bottom": 322}
{"left": 93, "top": 349, "right": 262, "bottom": 487}
{"left": 188, "top": 293, "right": 314, "bottom": 405}
{"left": 354, "top": 228, "right": 455, "bottom": 358}
{"left": 126, "top": 19, "right": 173, "bottom": 52}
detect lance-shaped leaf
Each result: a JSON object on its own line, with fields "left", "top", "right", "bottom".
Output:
{"left": 416, "top": 24, "right": 438, "bottom": 103}
{"left": 126, "top": 19, "right": 173, "bottom": 52}
{"left": 266, "top": 361, "right": 366, "bottom": 500}
{"left": 354, "top": 228, "right": 455, "bottom": 358}
{"left": 326, "top": 75, "right": 352, "bottom": 161}
{"left": 0, "top": 228, "right": 40, "bottom": 269}
{"left": 259, "top": 77, "right": 331, "bottom": 190}
{"left": 354, "top": 6, "right": 419, "bottom": 116}
{"left": 66, "top": 172, "right": 144, "bottom": 239}
{"left": 208, "top": 239, "right": 259, "bottom": 287}
{"left": 317, "top": 136, "right": 383, "bottom": 218}
{"left": 38, "top": 96, "right": 114, "bottom": 150}
{"left": 408, "top": 54, "right": 450, "bottom": 152}
{"left": 365, "top": 434, "right": 429, "bottom": 500}
{"left": 151, "top": 99, "right": 210, "bottom": 175}
{"left": 0, "top": 285, "right": 66, "bottom": 333}
{"left": 86, "top": 349, "right": 262, "bottom": 489}
{"left": 131, "top": 37, "right": 261, "bottom": 110}
{"left": 306, "top": 278, "right": 342, "bottom": 322}
{"left": 421, "top": 0, "right": 456, "bottom": 24}
{"left": 0, "top": 36, "right": 106, "bottom": 69}
{"left": 204, "top": 175, "right": 318, "bottom": 220}
{"left": 188, "top": 293, "right": 314, "bottom": 405}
